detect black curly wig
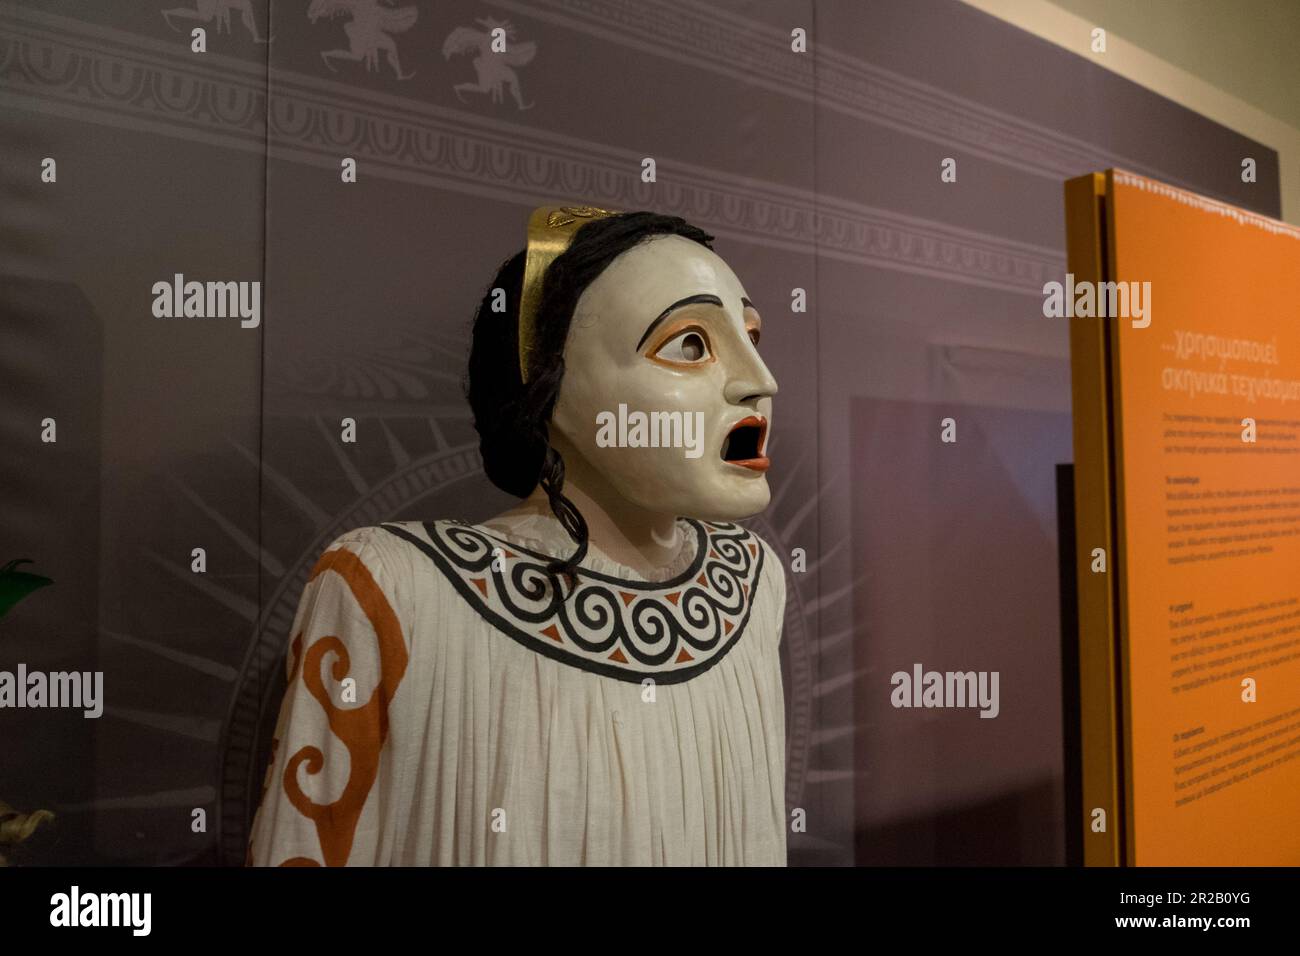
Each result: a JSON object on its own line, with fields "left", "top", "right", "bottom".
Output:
{"left": 466, "top": 210, "right": 716, "bottom": 581}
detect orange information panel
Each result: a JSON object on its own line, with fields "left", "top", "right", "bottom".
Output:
{"left": 1067, "top": 170, "right": 1300, "bottom": 866}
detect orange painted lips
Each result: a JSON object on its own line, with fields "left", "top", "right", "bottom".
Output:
{"left": 722, "top": 415, "right": 769, "bottom": 472}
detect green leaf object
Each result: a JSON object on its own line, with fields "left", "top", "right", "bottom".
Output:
{"left": 0, "top": 559, "right": 53, "bottom": 620}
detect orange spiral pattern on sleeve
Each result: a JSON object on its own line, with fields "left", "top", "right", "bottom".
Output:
{"left": 280, "top": 546, "right": 408, "bottom": 866}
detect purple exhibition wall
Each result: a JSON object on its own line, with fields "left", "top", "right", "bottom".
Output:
{"left": 0, "top": 0, "right": 1280, "bottom": 866}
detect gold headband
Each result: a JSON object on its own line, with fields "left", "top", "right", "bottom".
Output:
{"left": 517, "top": 204, "right": 620, "bottom": 382}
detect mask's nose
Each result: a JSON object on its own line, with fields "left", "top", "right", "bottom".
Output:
{"left": 724, "top": 355, "right": 778, "bottom": 406}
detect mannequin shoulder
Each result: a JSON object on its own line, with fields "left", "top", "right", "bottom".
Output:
{"left": 317, "top": 524, "right": 408, "bottom": 568}
{"left": 750, "top": 529, "right": 787, "bottom": 603}
{"left": 307, "top": 521, "right": 496, "bottom": 635}
{"left": 312, "top": 521, "right": 462, "bottom": 602}
{"left": 323, "top": 519, "right": 509, "bottom": 595}
{"left": 322, "top": 519, "right": 467, "bottom": 557}
{"left": 719, "top": 525, "right": 787, "bottom": 649}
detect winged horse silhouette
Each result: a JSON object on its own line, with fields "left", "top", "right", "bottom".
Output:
{"left": 308, "top": 0, "right": 417, "bottom": 81}
{"left": 442, "top": 18, "right": 536, "bottom": 110}
{"left": 162, "top": 0, "right": 271, "bottom": 43}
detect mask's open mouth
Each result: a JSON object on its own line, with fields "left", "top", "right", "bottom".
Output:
{"left": 721, "top": 416, "right": 769, "bottom": 472}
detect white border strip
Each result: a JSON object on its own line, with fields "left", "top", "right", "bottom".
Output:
{"left": 1113, "top": 169, "right": 1300, "bottom": 240}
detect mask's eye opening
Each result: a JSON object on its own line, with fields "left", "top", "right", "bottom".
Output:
{"left": 653, "top": 328, "right": 712, "bottom": 364}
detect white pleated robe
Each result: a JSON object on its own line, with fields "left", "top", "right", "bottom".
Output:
{"left": 248, "top": 512, "right": 787, "bottom": 866}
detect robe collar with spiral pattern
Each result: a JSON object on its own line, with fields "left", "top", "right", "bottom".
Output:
{"left": 380, "top": 518, "right": 765, "bottom": 684}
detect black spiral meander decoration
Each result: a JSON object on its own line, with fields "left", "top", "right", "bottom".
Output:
{"left": 379, "top": 518, "right": 765, "bottom": 684}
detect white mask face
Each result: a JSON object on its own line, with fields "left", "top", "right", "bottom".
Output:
{"left": 550, "top": 234, "right": 778, "bottom": 521}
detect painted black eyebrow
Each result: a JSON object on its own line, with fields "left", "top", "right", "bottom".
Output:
{"left": 635, "top": 294, "right": 723, "bottom": 350}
